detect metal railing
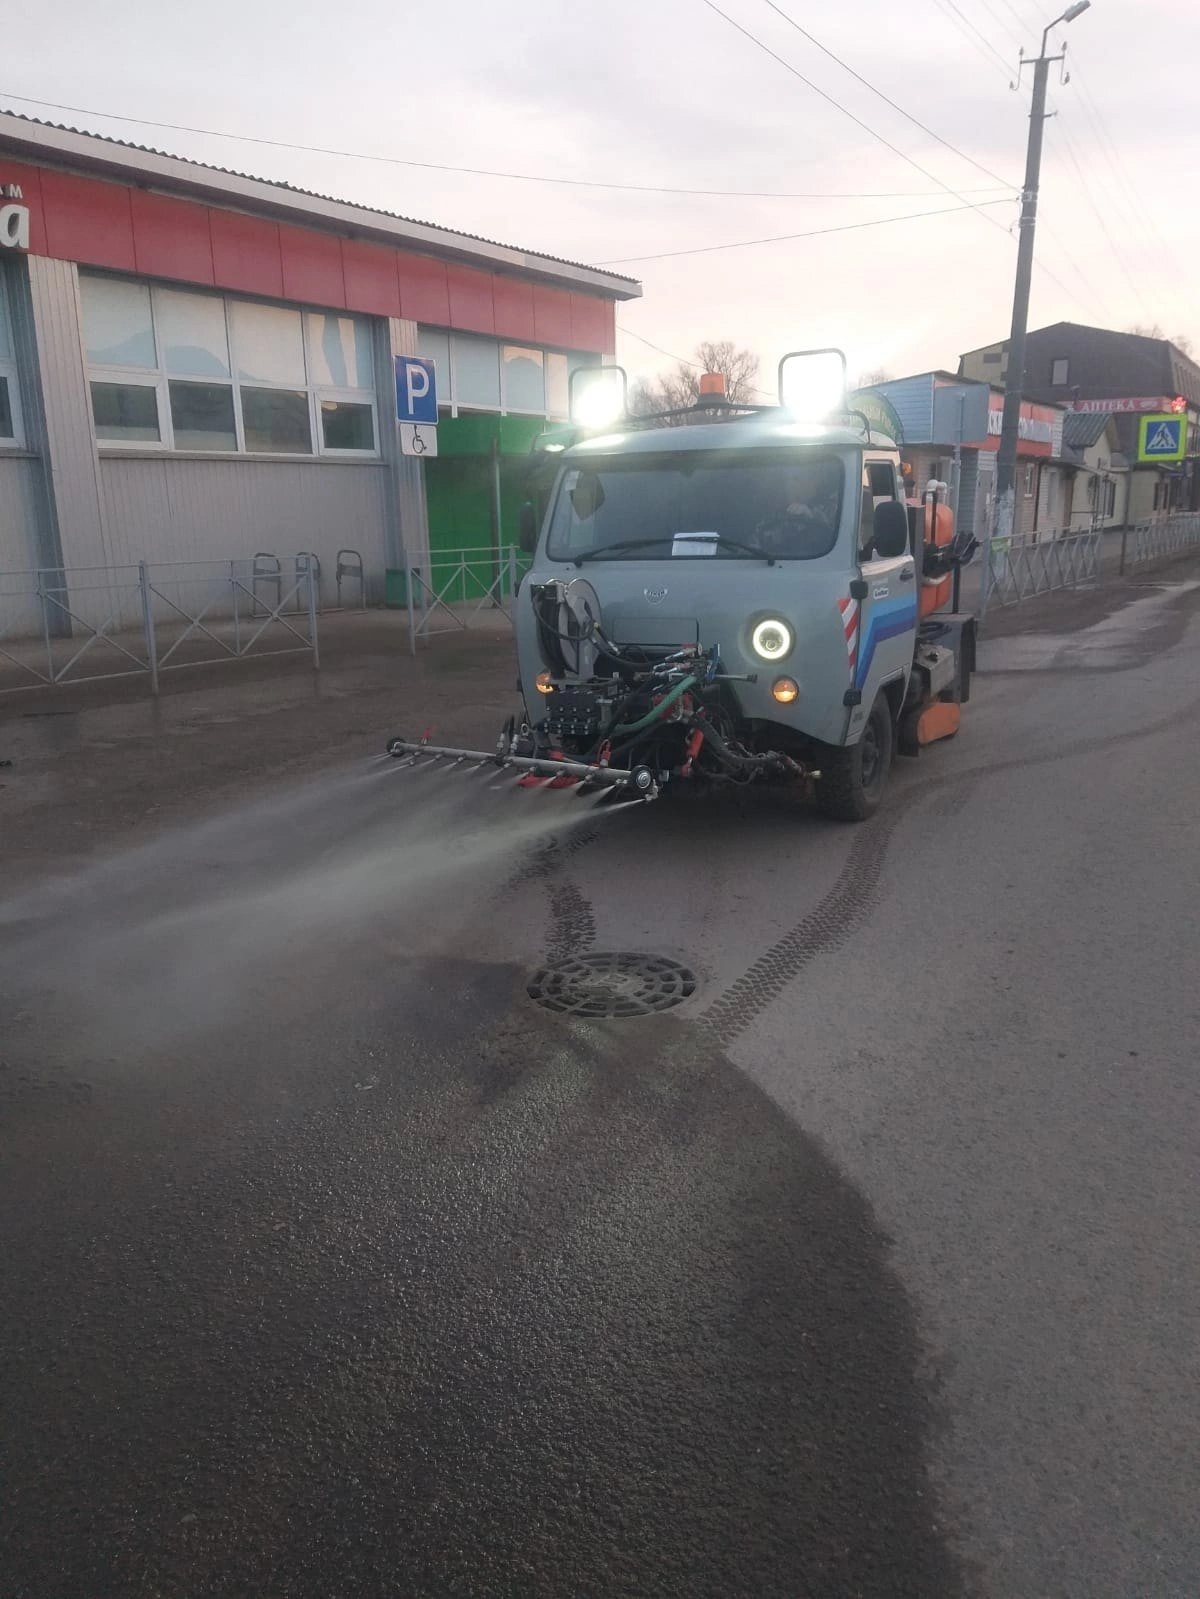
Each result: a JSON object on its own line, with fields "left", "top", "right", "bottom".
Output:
{"left": 1119, "top": 513, "right": 1200, "bottom": 572}
{"left": 0, "top": 556, "right": 319, "bottom": 697}
{"left": 980, "top": 526, "right": 1101, "bottom": 610}
{"left": 405, "top": 544, "right": 529, "bottom": 653}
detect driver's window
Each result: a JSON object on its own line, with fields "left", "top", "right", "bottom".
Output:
{"left": 858, "top": 473, "right": 876, "bottom": 553}
{"left": 861, "top": 460, "right": 899, "bottom": 556}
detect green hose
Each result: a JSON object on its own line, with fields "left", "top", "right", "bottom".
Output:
{"left": 612, "top": 674, "right": 699, "bottom": 737}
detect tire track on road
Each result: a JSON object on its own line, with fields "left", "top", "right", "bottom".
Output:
{"left": 701, "top": 688, "right": 1200, "bottom": 1045}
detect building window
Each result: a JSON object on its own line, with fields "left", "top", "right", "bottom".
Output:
{"left": 454, "top": 335, "right": 502, "bottom": 411}
{"left": 1051, "top": 358, "right": 1069, "bottom": 386}
{"left": 501, "top": 345, "right": 546, "bottom": 414}
{"left": 91, "top": 380, "right": 160, "bottom": 443}
{"left": 79, "top": 274, "right": 378, "bottom": 457}
{"left": 982, "top": 350, "right": 1002, "bottom": 366}
{"left": 0, "top": 268, "right": 26, "bottom": 446}
{"left": 1023, "top": 464, "right": 1035, "bottom": 496}
{"left": 415, "top": 328, "right": 598, "bottom": 419}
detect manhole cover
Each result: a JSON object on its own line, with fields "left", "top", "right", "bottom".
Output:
{"left": 527, "top": 952, "right": 698, "bottom": 1018}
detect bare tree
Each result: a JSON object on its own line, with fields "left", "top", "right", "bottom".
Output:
{"left": 856, "top": 366, "right": 892, "bottom": 388}
{"left": 1126, "top": 323, "right": 1192, "bottom": 357}
{"left": 629, "top": 339, "right": 761, "bottom": 416}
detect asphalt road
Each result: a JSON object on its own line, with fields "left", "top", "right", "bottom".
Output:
{"left": 3, "top": 573, "right": 1199, "bottom": 1598}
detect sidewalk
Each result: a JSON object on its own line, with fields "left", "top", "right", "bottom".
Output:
{"left": 6, "top": 552, "right": 1200, "bottom": 893}
{"left": 1, "top": 613, "right": 518, "bottom": 890}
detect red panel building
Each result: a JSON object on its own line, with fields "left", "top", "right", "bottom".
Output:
{"left": 0, "top": 113, "right": 639, "bottom": 595}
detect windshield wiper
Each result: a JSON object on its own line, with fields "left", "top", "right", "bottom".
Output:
{"left": 706, "top": 534, "right": 778, "bottom": 565}
{"left": 573, "top": 538, "right": 672, "bottom": 564}
{"left": 573, "top": 534, "right": 776, "bottom": 565}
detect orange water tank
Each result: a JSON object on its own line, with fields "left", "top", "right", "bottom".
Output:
{"left": 920, "top": 499, "right": 955, "bottom": 619}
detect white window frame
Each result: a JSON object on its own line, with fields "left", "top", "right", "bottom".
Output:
{"left": 81, "top": 275, "right": 380, "bottom": 460}
{"left": 1051, "top": 357, "right": 1069, "bottom": 386}
{"left": 313, "top": 389, "right": 379, "bottom": 457}
{"left": 87, "top": 369, "right": 169, "bottom": 450}
{"left": 416, "top": 329, "right": 601, "bottom": 421}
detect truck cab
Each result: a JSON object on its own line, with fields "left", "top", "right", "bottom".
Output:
{"left": 503, "top": 353, "right": 975, "bottom": 819}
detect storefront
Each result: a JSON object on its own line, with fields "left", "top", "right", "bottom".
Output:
{"left": 855, "top": 372, "right": 1065, "bottom": 538}
{"left": 0, "top": 114, "right": 640, "bottom": 607}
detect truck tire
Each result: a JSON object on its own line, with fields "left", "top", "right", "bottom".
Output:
{"left": 816, "top": 693, "right": 893, "bottom": 822}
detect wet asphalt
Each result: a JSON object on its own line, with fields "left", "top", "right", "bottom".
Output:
{"left": 3, "top": 574, "right": 1200, "bottom": 1598}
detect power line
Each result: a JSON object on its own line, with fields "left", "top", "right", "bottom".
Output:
{"left": 995, "top": 0, "right": 1038, "bottom": 32}
{"left": 617, "top": 326, "right": 774, "bottom": 396}
{"left": 695, "top": 0, "right": 1087, "bottom": 309}
{"left": 697, "top": 0, "right": 1013, "bottom": 228}
{"left": 972, "top": 0, "right": 1026, "bottom": 51}
{"left": 937, "top": 0, "right": 1014, "bottom": 73}
{"left": 1036, "top": 217, "right": 1119, "bottom": 325}
{"left": 1067, "top": 63, "right": 1189, "bottom": 285}
{"left": 599, "top": 198, "right": 1011, "bottom": 264}
{"left": 619, "top": 326, "right": 702, "bottom": 368}
{"left": 1055, "top": 121, "right": 1149, "bottom": 318}
{"left": 929, "top": 0, "right": 1013, "bottom": 81}
{"left": 0, "top": 89, "right": 1010, "bottom": 203}
{"left": 755, "top": 0, "right": 1017, "bottom": 187}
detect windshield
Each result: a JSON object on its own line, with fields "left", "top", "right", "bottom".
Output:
{"left": 545, "top": 448, "right": 846, "bottom": 562}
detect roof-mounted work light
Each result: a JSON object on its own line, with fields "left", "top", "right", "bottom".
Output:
{"left": 778, "top": 348, "right": 848, "bottom": 420}
{"left": 569, "top": 365, "right": 628, "bottom": 429}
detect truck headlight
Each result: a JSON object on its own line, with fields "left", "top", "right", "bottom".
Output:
{"left": 751, "top": 618, "right": 793, "bottom": 661}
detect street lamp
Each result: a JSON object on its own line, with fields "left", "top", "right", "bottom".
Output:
{"left": 993, "top": 0, "right": 1093, "bottom": 546}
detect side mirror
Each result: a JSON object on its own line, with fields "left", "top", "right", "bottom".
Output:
{"left": 518, "top": 501, "right": 538, "bottom": 554}
{"left": 872, "top": 499, "right": 909, "bottom": 560}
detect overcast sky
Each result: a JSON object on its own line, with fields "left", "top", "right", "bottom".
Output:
{"left": 6, "top": 0, "right": 1196, "bottom": 392}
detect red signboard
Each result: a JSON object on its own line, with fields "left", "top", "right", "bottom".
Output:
{"left": 1071, "top": 396, "right": 1175, "bottom": 414}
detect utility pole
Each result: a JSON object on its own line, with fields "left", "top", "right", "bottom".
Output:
{"left": 994, "top": 1, "right": 1092, "bottom": 544}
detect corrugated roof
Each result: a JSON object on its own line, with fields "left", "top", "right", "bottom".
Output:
{"left": 1062, "top": 411, "right": 1111, "bottom": 449}
{"left": 0, "top": 109, "right": 641, "bottom": 295}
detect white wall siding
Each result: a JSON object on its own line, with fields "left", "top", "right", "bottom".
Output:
{"left": 98, "top": 455, "right": 391, "bottom": 605}
{"left": 24, "top": 256, "right": 109, "bottom": 570}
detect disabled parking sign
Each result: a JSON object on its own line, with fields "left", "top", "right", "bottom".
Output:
{"left": 395, "top": 355, "right": 438, "bottom": 424}
{"left": 1137, "top": 412, "right": 1187, "bottom": 463}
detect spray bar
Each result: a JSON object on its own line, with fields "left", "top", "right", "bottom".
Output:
{"left": 385, "top": 738, "right": 658, "bottom": 798}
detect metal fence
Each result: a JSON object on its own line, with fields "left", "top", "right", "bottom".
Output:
{"left": 980, "top": 527, "right": 1102, "bottom": 611}
{"left": 404, "top": 544, "right": 529, "bottom": 653}
{"left": 1119, "top": 513, "right": 1200, "bottom": 572}
{"left": 0, "top": 556, "right": 318, "bottom": 697}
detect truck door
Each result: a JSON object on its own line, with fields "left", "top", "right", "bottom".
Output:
{"left": 848, "top": 458, "right": 917, "bottom": 737}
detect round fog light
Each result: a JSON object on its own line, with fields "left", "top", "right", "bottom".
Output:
{"left": 535, "top": 671, "right": 554, "bottom": 694}
{"left": 772, "top": 676, "right": 800, "bottom": 704}
{"left": 751, "top": 618, "right": 793, "bottom": 661}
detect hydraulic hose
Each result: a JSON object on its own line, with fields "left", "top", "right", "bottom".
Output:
{"left": 612, "top": 675, "right": 698, "bottom": 737}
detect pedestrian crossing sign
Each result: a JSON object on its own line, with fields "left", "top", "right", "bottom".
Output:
{"left": 1137, "top": 413, "right": 1187, "bottom": 463}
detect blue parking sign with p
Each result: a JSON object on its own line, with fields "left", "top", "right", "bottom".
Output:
{"left": 395, "top": 356, "right": 438, "bottom": 424}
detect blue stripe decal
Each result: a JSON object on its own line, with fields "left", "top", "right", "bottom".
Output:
{"left": 855, "top": 597, "right": 917, "bottom": 688}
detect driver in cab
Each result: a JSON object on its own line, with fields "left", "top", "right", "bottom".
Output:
{"left": 756, "top": 466, "right": 839, "bottom": 559}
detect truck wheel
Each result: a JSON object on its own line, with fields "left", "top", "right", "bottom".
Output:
{"left": 816, "top": 694, "right": 893, "bottom": 822}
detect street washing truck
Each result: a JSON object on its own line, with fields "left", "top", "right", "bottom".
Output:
{"left": 387, "top": 349, "right": 978, "bottom": 820}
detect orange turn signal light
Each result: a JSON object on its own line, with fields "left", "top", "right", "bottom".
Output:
{"left": 772, "top": 676, "right": 800, "bottom": 704}
{"left": 535, "top": 671, "right": 555, "bottom": 695}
